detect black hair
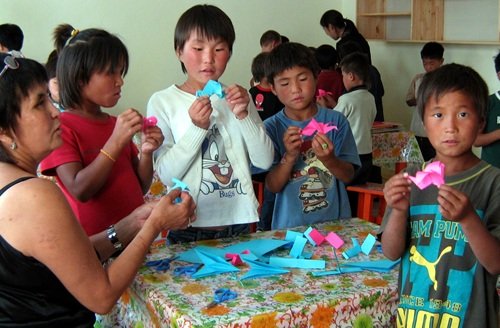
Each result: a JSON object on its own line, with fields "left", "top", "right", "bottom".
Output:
{"left": 315, "top": 44, "right": 338, "bottom": 70}
{"left": 174, "top": 4, "right": 235, "bottom": 74}
{"left": 259, "top": 30, "right": 281, "bottom": 47}
{"left": 494, "top": 51, "right": 500, "bottom": 73}
{"left": 340, "top": 52, "right": 371, "bottom": 87}
{"left": 337, "top": 40, "right": 363, "bottom": 61}
{"left": 420, "top": 42, "right": 444, "bottom": 60}
{"left": 45, "top": 50, "right": 58, "bottom": 79}
{"left": 251, "top": 52, "right": 270, "bottom": 83}
{"left": 266, "top": 42, "right": 320, "bottom": 85}
{"left": 417, "top": 63, "right": 487, "bottom": 121}
{"left": 281, "top": 35, "right": 289, "bottom": 43}
{"left": 320, "top": 10, "right": 346, "bottom": 29}
{"left": 0, "top": 54, "right": 47, "bottom": 162}
{"left": 54, "top": 25, "right": 129, "bottom": 109}
{"left": 0, "top": 24, "right": 24, "bottom": 51}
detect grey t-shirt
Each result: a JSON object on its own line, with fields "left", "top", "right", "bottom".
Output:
{"left": 379, "top": 161, "right": 500, "bottom": 328}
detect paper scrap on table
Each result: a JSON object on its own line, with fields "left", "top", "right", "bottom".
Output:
{"left": 304, "top": 227, "right": 325, "bottom": 246}
{"left": 289, "top": 236, "right": 308, "bottom": 258}
{"left": 301, "top": 118, "right": 338, "bottom": 137}
{"left": 196, "top": 80, "right": 225, "bottom": 98}
{"left": 342, "top": 233, "right": 377, "bottom": 259}
{"left": 343, "top": 259, "right": 400, "bottom": 272}
{"left": 285, "top": 230, "right": 303, "bottom": 242}
{"left": 269, "top": 256, "right": 326, "bottom": 269}
{"left": 191, "top": 248, "right": 239, "bottom": 279}
{"left": 408, "top": 161, "right": 445, "bottom": 190}
{"left": 240, "top": 258, "right": 289, "bottom": 280}
{"left": 311, "top": 267, "right": 363, "bottom": 277}
{"left": 325, "top": 231, "right": 344, "bottom": 249}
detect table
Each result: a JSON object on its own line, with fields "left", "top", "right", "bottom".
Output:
{"left": 98, "top": 218, "right": 399, "bottom": 328}
{"left": 372, "top": 130, "right": 424, "bottom": 172}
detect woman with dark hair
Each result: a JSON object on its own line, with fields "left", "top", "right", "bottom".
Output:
{"left": 320, "top": 9, "right": 371, "bottom": 64}
{"left": 0, "top": 53, "right": 195, "bottom": 326}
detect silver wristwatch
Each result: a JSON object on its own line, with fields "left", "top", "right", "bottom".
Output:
{"left": 106, "top": 225, "right": 123, "bottom": 251}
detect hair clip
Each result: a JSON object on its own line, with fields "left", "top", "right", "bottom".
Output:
{"left": 65, "top": 28, "right": 80, "bottom": 47}
{"left": 0, "top": 55, "right": 20, "bottom": 78}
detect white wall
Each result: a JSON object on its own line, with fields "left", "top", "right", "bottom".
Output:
{"left": 2, "top": 0, "right": 499, "bottom": 130}
{"left": 2, "top": 0, "right": 341, "bottom": 116}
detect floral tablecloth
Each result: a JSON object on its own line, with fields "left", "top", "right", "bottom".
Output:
{"left": 97, "top": 218, "right": 399, "bottom": 328}
{"left": 372, "top": 130, "right": 423, "bottom": 170}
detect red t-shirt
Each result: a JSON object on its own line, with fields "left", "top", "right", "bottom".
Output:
{"left": 40, "top": 112, "right": 144, "bottom": 236}
{"left": 316, "top": 69, "right": 344, "bottom": 102}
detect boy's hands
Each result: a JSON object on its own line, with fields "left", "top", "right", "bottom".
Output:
{"left": 312, "top": 133, "right": 335, "bottom": 162}
{"left": 437, "top": 184, "right": 475, "bottom": 222}
{"left": 384, "top": 172, "right": 411, "bottom": 212}
{"left": 283, "top": 126, "right": 302, "bottom": 163}
{"left": 188, "top": 96, "right": 213, "bottom": 130}
{"left": 316, "top": 94, "right": 337, "bottom": 109}
{"left": 225, "top": 84, "right": 249, "bottom": 120}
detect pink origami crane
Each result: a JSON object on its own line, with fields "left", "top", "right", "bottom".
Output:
{"left": 143, "top": 116, "right": 158, "bottom": 131}
{"left": 301, "top": 118, "right": 338, "bottom": 137}
{"left": 408, "top": 161, "right": 445, "bottom": 190}
{"left": 316, "top": 89, "right": 333, "bottom": 100}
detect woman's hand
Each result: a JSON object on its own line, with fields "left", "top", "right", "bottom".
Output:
{"left": 225, "top": 84, "right": 249, "bottom": 120}
{"left": 149, "top": 189, "right": 196, "bottom": 231}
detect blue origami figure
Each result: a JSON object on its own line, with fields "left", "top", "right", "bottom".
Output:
{"left": 171, "top": 177, "right": 189, "bottom": 204}
{"left": 195, "top": 80, "right": 225, "bottom": 98}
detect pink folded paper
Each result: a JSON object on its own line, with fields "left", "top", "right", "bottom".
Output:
{"left": 143, "top": 116, "right": 158, "bottom": 131}
{"left": 316, "top": 89, "right": 333, "bottom": 100}
{"left": 408, "top": 161, "right": 445, "bottom": 190}
{"left": 301, "top": 118, "right": 338, "bottom": 137}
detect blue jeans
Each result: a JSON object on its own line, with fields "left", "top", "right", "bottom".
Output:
{"left": 167, "top": 223, "right": 250, "bottom": 244}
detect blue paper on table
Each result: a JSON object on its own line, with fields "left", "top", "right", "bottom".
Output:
{"left": 311, "top": 267, "right": 363, "bottom": 277}
{"left": 177, "top": 246, "right": 227, "bottom": 264}
{"left": 289, "top": 236, "right": 308, "bottom": 258}
{"left": 195, "top": 80, "right": 225, "bottom": 98}
{"left": 269, "top": 256, "right": 326, "bottom": 269}
{"left": 361, "top": 234, "right": 377, "bottom": 255}
{"left": 342, "top": 238, "right": 361, "bottom": 259}
{"left": 285, "top": 230, "right": 303, "bottom": 242}
{"left": 343, "top": 259, "right": 400, "bottom": 272}
{"left": 191, "top": 248, "right": 239, "bottom": 279}
{"left": 224, "top": 239, "right": 291, "bottom": 257}
{"left": 240, "top": 258, "right": 290, "bottom": 280}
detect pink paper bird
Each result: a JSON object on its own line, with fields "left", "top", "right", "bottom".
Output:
{"left": 301, "top": 118, "right": 338, "bottom": 136}
{"left": 408, "top": 161, "right": 445, "bottom": 190}
{"left": 143, "top": 116, "right": 158, "bottom": 130}
{"left": 316, "top": 89, "right": 333, "bottom": 100}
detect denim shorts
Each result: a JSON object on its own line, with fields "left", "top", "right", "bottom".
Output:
{"left": 167, "top": 223, "right": 250, "bottom": 244}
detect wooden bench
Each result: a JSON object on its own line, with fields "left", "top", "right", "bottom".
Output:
{"left": 346, "top": 182, "right": 386, "bottom": 225}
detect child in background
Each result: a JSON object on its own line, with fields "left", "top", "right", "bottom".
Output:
{"left": 406, "top": 42, "right": 444, "bottom": 161}
{"left": 249, "top": 51, "right": 283, "bottom": 231}
{"left": 147, "top": 4, "right": 274, "bottom": 243}
{"left": 45, "top": 50, "right": 63, "bottom": 111}
{"left": 259, "top": 30, "right": 282, "bottom": 53}
{"left": 380, "top": 63, "right": 500, "bottom": 327}
{"left": 264, "top": 42, "right": 360, "bottom": 230}
{"left": 40, "top": 26, "right": 165, "bottom": 260}
{"left": 249, "top": 52, "right": 283, "bottom": 121}
{"left": 314, "top": 44, "right": 343, "bottom": 108}
{"left": 335, "top": 51, "right": 376, "bottom": 186}
{"left": 0, "top": 23, "right": 23, "bottom": 53}
{"left": 474, "top": 51, "right": 500, "bottom": 169}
